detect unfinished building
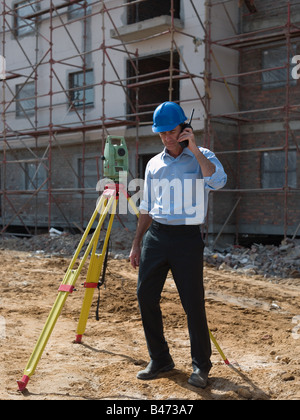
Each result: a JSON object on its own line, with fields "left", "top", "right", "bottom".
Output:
{"left": 209, "top": 0, "right": 300, "bottom": 245}
{"left": 0, "top": 0, "right": 299, "bottom": 247}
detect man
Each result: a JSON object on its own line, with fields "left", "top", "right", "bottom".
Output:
{"left": 129, "top": 102, "right": 227, "bottom": 388}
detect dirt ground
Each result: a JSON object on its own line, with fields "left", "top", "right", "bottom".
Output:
{"left": 0, "top": 247, "right": 300, "bottom": 401}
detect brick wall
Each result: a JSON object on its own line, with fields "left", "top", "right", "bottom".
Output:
{"left": 208, "top": 0, "right": 300, "bottom": 237}
{"left": 242, "top": 0, "right": 298, "bottom": 32}
{"left": 239, "top": 44, "right": 300, "bottom": 121}
{"left": 210, "top": 121, "right": 300, "bottom": 236}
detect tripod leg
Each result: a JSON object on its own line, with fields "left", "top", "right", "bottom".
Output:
{"left": 75, "top": 200, "right": 117, "bottom": 343}
{"left": 17, "top": 268, "right": 80, "bottom": 391}
{"left": 127, "top": 196, "right": 140, "bottom": 218}
{"left": 17, "top": 194, "right": 113, "bottom": 392}
{"left": 75, "top": 192, "right": 139, "bottom": 343}
{"left": 209, "top": 329, "right": 230, "bottom": 365}
{"left": 68, "top": 195, "right": 106, "bottom": 269}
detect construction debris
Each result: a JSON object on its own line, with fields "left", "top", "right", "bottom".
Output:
{"left": 0, "top": 227, "right": 135, "bottom": 260}
{"left": 204, "top": 238, "right": 300, "bottom": 280}
{"left": 1, "top": 231, "right": 300, "bottom": 280}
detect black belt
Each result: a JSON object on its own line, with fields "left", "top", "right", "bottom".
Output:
{"left": 151, "top": 220, "right": 200, "bottom": 233}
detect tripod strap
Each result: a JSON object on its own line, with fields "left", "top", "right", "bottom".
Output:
{"left": 58, "top": 285, "right": 75, "bottom": 293}
{"left": 84, "top": 282, "right": 98, "bottom": 289}
{"left": 95, "top": 238, "right": 110, "bottom": 321}
{"left": 96, "top": 288, "right": 101, "bottom": 322}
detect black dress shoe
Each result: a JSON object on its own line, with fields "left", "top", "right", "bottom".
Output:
{"left": 188, "top": 368, "right": 210, "bottom": 388}
{"left": 137, "top": 359, "right": 175, "bottom": 380}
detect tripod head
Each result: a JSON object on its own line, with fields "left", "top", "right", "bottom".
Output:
{"left": 102, "top": 136, "right": 129, "bottom": 182}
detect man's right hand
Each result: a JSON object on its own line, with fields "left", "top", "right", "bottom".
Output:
{"left": 129, "top": 212, "right": 152, "bottom": 269}
{"left": 129, "top": 243, "right": 141, "bottom": 269}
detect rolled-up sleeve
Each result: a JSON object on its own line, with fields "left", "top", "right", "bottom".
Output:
{"left": 202, "top": 149, "right": 227, "bottom": 191}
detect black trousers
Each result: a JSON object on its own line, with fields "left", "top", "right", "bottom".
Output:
{"left": 137, "top": 221, "right": 212, "bottom": 372}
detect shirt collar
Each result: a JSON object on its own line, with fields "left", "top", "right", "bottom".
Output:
{"left": 161, "top": 147, "right": 194, "bottom": 160}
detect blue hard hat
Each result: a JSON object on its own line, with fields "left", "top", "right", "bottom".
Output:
{"left": 152, "top": 102, "right": 187, "bottom": 133}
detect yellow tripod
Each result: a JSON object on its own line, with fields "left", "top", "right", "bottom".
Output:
{"left": 17, "top": 183, "right": 139, "bottom": 392}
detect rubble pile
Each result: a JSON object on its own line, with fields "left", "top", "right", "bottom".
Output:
{"left": 1, "top": 229, "right": 300, "bottom": 280}
{"left": 0, "top": 226, "right": 135, "bottom": 259}
{"left": 204, "top": 238, "right": 300, "bottom": 280}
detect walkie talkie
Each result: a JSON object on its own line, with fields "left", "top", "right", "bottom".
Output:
{"left": 179, "top": 108, "right": 195, "bottom": 149}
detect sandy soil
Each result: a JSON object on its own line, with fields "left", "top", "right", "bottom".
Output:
{"left": 0, "top": 249, "right": 299, "bottom": 401}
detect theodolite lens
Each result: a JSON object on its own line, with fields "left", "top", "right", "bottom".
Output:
{"left": 117, "top": 148, "right": 126, "bottom": 157}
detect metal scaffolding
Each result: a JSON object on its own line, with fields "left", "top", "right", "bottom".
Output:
{"left": 1, "top": 0, "right": 299, "bottom": 241}
{"left": 0, "top": 0, "right": 206, "bottom": 234}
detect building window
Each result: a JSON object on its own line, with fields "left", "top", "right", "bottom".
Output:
{"left": 78, "top": 156, "right": 101, "bottom": 190}
{"left": 16, "top": 81, "right": 35, "bottom": 117}
{"left": 14, "top": 0, "right": 38, "bottom": 37}
{"left": 25, "top": 163, "right": 48, "bottom": 191}
{"left": 68, "top": 70, "right": 94, "bottom": 109}
{"left": 127, "top": 52, "right": 180, "bottom": 123}
{"left": 261, "top": 151, "right": 297, "bottom": 189}
{"left": 68, "top": 0, "right": 93, "bottom": 20}
{"left": 262, "top": 45, "right": 297, "bottom": 89}
{"left": 127, "top": 0, "right": 180, "bottom": 24}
